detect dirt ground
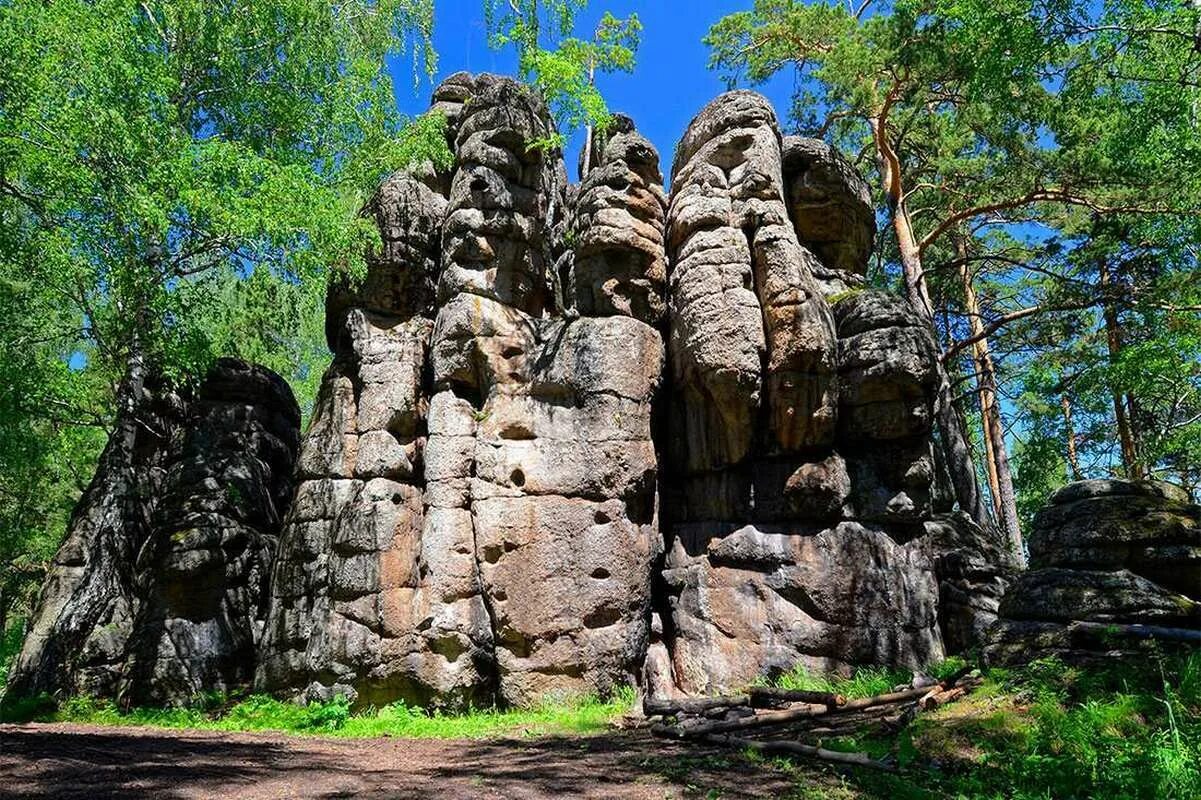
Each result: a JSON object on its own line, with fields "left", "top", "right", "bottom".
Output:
{"left": 0, "top": 723, "right": 812, "bottom": 799}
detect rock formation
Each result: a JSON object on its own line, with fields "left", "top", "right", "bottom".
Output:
{"left": 258, "top": 74, "right": 663, "bottom": 709}
{"left": 12, "top": 76, "right": 1015, "bottom": 710}
{"left": 7, "top": 359, "right": 300, "bottom": 704}
{"left": 659, "top": 91, "right": 1008, "bottom": 694}
{"left": 985, "top": 479, "right": 1199, "bottom": 665}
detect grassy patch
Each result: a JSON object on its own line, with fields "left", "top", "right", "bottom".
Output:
{"left": 767, "top": 652, "right": 1201, "bottom": 800}
{"left": 2, "top": 686, "right": 637, "bottom": 740}
{"left": 766, "top": 656, "right": 968, "bottom": 700}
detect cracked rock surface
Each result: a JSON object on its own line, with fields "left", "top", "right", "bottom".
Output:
{"left": 7, "top": 360, "right": 300, "bottom": 705}
{"left": 985, "top": 478, "right": 1199, "bottom": 666}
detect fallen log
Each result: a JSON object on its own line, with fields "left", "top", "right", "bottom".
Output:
{"left": 748, "top": 687, "right": 846, "bottom": 708}
{"left": 702, "top": 733, "right": 897, "bottom": 773}
{"left": 668, "top": 702, "right": 832, "bottom": 736}
{"left": 643, "top": 694, "right": 750, "bottom": 717}
{"left": 1069, "top": 621, "right": 1201, "bottom": 644}
{"left": 919, "top": 686, "right": 966, "bottom": 710}
{"left": 837, "top": 684, "right": 948, "bottom": 712}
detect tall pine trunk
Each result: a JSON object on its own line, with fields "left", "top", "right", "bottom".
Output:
{"left": 871, "top": 114, "right": 992, "bottom": 533}
{"left": 955, "top": 239, "right": 1023, "bottom": 562}
{"left": 1099, "top": 259, "right": 1142, "bottom": 479}
{"left": 1061, "top": 393, "right": 1082, "bottom": 480}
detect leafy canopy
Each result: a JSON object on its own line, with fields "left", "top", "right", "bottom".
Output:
{"left": 485, "top": 0, "right": 641, "bottom": 144}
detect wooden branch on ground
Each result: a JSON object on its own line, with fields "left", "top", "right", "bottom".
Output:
{"left": 671, "top": 703, "right": 831, "bottom": 737}
{"left": 702, "top": 733, "right": 897, "bottom": 773}
{"left": 1069, "top": 621, "right": 1201, "bottom": 644}
{"left": 643, "top": 694, "right": 750, "bottom": 717}
{"left": 649, "top": 666, "right": 981, "bottom": 740}
{"left": 747, "top": 687, "right": 846, "bottom": 708}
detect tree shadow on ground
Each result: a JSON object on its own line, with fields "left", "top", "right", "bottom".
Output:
{"left": 0, "top": 723, "right": 847, "bottom": 799}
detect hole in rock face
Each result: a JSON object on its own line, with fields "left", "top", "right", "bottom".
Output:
{"left": 470, "top": 176, "right": 488, "bottom": 193}
{"left": 510, "top": 468, "right": 526, "bottom": 487}
{"left": 593, "top": 509, "right": 611, "bottom": 524}
{"left": 583, "top": 607, "right": 622, "bottom": 629}
{"left": 391, "top": 493, "right": 403, "bottom": 505}
{"left": 590, "top": 567, "right": 610, "bottom": 580}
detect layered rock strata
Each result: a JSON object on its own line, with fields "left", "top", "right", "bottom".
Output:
{"left": 659, "top": 91, "right": 1008, "bottom": 694}
{"left": 7, "top": 359, "right": 299, "bottom": 704}
{"left": 12, "top": 77, "right": 1015, "bottom": 710}
{"left": 258, "top": 74, "right": 663, "bottom": 708}
{"left": 985, "top": 479, "right": 1199, "bottom": 665}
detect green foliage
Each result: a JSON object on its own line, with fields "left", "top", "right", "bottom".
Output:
{"left": 766, "top": 653, "right": 1201, "bottom": 800}
{"left": 485, "top": 0, "right": 641, "bottom": 140}
{"left": 2, "top": 686, "right": 637, "bottom": 739}
{"left": 769, "top": 664, "right": 912, "bottom": 700}
{"left": 703, "top": 0, "right": 1201, "bottom": 510}
{"left": 0, "top": 0, "right": 448, "bottom": 624}
{"left": 0, "top": 616, "right": 25, "bottom": 689}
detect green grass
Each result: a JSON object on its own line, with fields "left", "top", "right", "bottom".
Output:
{"left": 764, "top": 656, "right": 968, "bottom": 699}
{"left": 765, "top": 651, "right": 1201, "bottom": 800}
{"left": 1, "top": 685, "right": 637, "bottom": 740}
{"left": 4, "top": 635, "right": 1198, "bottom": 799}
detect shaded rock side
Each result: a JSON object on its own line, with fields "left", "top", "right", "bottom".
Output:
{"left": 5, "top": 375, "right": 185, "bottom": 701}
{"left": 781, "top": 136, "right": 874, "bottom": 291}
{"left": 119, "top": 359, "right": 301, "bottom": 706}
{"left": 985, "top": 478, "right": 1199, "bottom": 666}
{"left": 7, "top": 360, "right": 298, "bottom": 704}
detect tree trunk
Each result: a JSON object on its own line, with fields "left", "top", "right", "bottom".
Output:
{"left": 980, "top": 392, "right": 1002, "bottom": 520}
{"left": 580, "top": 59, "right": 596, "bottom": 178}
{"left": 1061, "top": 393, "right": 1082, "bottom": 480}
{"left": 1099, "top": 259, "right": 1142, "bottom": 479}
{"left": 955, "top": 241, "right": 1024, "bottom": 562}
{"left": 871, "top": 113, "right": 992, "bottom": 532}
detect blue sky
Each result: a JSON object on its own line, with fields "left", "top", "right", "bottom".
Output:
{"left": 387, "top": 0, "right": 796, "bottom": 184}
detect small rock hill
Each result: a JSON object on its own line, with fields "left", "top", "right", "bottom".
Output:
{"left": 986, "top": 479, "right": 1199, "bottom": 665}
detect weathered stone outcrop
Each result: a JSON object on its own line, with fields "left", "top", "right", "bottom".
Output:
{"left": 13, "top": 78, "right": 1014, "bottom": 709}
{"left": 1027, "top": 479, "right": 1199, "bottom": 597}
{"left": 985, "top": 479, "right": 1200, "bottom": 665}
{"left": 259, "top": 74, "right": 662, "bottom": 709}
{"left": 657, "top": 91, "right": 992, "bottom": 695}
{"left": 6, "top": 377, "right": 185, "bottom": 701}
{"left": 7, "top": 359, "right": 299, "bottom": 704}
{"left": 781, "top": 136, "right": 874, "bottom": 291}
{"left": 120, "top": 360, "right": 301, "bottom": 706}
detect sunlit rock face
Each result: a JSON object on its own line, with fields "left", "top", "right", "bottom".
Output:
{"left": 258, "top": 80, "right": 1013, "bottom": 707}
{"left": 658, "top": 91, "right": 1007, "bottom": 694}
{"left": 13, "top": 76, "right": 1015, "bottom": 710}
{"left": 985, "top": 479, "right": 1199, "bottom": 666}
{"left": 258, "top": 74, "right": 663, "bottom": 709}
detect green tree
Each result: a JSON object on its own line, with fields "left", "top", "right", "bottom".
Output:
{"left": 484, "top": 0, "right": 641, "bottom": 152}
{"left": 0, "top": 0, "right": 450, "bottom": 634}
